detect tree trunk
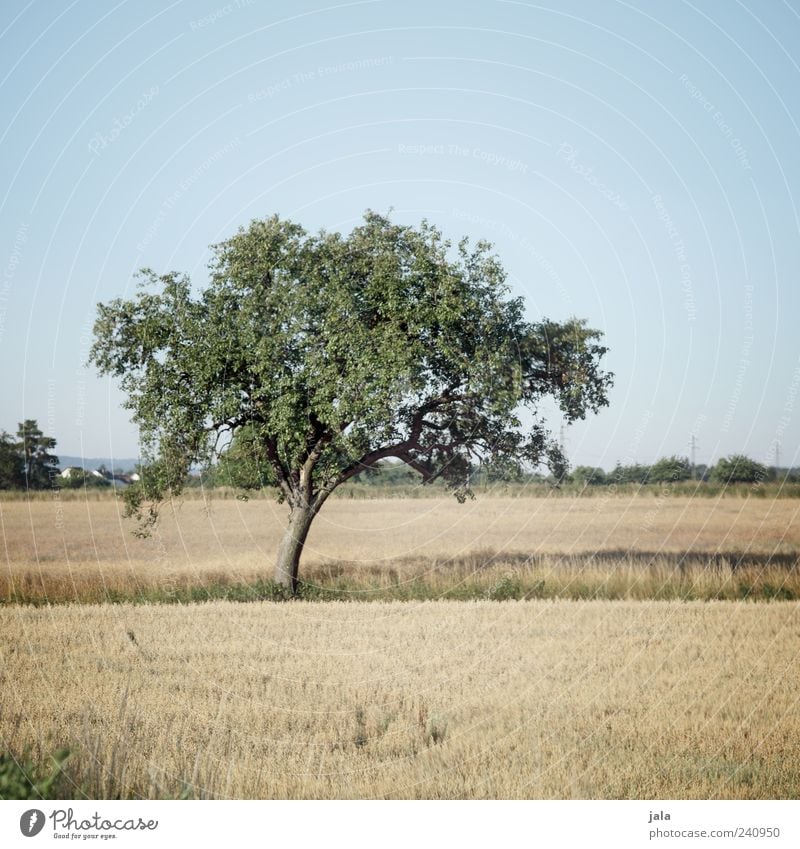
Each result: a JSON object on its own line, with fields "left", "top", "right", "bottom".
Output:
{"left": 274, "top": 502, "right": 316, "bottom": 594}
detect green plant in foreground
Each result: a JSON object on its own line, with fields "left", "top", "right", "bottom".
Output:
{"left": 0, "top": 748, "right": 71, "bottom": 800}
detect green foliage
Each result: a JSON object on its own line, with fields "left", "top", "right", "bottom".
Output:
{"left": 611, "top": 463, "right": 651, "bottom": 485}
{"left": 486, "top": 574, "right": 524, "bottom": 600}
{"left": 90, "top": 211, "right": 612, "bottom": 577}
{"left": 353, "top": 459, "right": 417, "bottom": 487}
{"left": 570, "top": 465, "right": 606, "bottom": 485}
{"left": 17, "top": 420, "right": 59, "bottom": 489}
{"left": 0, "top": 431, "right": 24, "bottom": 489}
{"left": 711, "top": 454, "right": 768, "bottom": 485}
{"left": 0, "top": 421, "right": 59, "bottom": 490}
{"left": 648, "top": 455, "right": 692, "bottom": 483}
{"left": 0, "top": 748, "right": 71, "bottom": 800}
{"left": 208, "top": 424, "right": 276, "bottom": 490}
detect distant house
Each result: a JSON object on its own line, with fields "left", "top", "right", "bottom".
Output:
{"left": 106, "top": 471, "right": 140, "bottom": 486}
{"left": 59, "top": 467, "right": 139, "bottom": 487}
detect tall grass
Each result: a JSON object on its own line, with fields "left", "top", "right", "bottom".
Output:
{"left": 3, "top": 550, "right": 798, "bottom": 605}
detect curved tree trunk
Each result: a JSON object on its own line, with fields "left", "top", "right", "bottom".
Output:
{"left": 274, "top": 502, "right": 316, "bottom": 594}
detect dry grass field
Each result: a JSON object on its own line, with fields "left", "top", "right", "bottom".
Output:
{"left": 1, "top": 493, "right": 799, "bottom": 602}
{"left": 1, "top": 600, "right": 798, "bottom": 799}
{"left": 1, "top": 492, "right": 799, "bottom": 799}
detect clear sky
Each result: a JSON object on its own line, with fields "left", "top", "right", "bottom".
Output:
{"left": 1, "top": 0, "right": 799, "bottom": 471}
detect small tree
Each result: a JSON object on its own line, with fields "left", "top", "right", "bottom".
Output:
{"left": 0, "top": 431, "right": 24, "bottom": 489}
{"left": 90, "top": 211, "right": 613, "bottom": 591}
{"left": 16, "top": 420, "right": 59, "bottom": 489}
{"left": 611, "top": 463, "right": 651, "bottom": 485}
{"left": 711, "top": 454, "right": 767, "bottom": 485}
{"left": 648, "top": 455, "right": 692, "bottom": 483}
{"left": 570, "top": 465, "right": 606, "bottom": 486}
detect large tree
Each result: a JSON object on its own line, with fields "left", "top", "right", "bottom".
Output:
{"left": 90, "top": 211, "right": 613, "bottom": 592}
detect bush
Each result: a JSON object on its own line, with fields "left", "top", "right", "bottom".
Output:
{"left": 571, "top": 465, "right": 606, "bottom": 485}
{"left": 611, "top": 463, "right": 651, "bottom": 484}
{"left": 711, "top": 454, "right": 767, "bottom": 485}
{"left": 649, "top": 456, "right": 692, "bottom": 483}
{"left": 0, "top": 748, "right": 71, "bottom": 800}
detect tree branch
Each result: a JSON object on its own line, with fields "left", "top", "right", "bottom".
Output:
{"left": 262, "top": 436, "right": 295, "bottom": 503}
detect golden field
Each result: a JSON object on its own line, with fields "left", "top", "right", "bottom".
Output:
{"left": 1, "top": 493, "right": 799, "bottom": 602}
{"left": 1, "top": 492, "right": 799, "bottom": 799}
{"left": 1, "top": 599, "right": 799, "bottom": 798}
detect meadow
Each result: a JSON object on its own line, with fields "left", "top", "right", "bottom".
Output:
{"left": 1, "top": 491, "right": 799, "bottom": 799}
{"left": 1, "top": 491, "right": 799, "bottom": 603}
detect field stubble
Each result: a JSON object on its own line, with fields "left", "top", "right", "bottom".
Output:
{"left": 1, "top": 600, "right": 798, "bottom": 799}
{"left": 1, "top": 494, "right": 799, "bottom": 603}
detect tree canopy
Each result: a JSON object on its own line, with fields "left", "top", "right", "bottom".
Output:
{"left": 648, "top": 455, "right": 692, "bottom": 483}
{"left": 90, "top": 211, "right": 613, "bottom": 589}
{"left": 0, "top": 421, "right": 59, "bottom": 490}
{"left": 711, "top": 454, "right": 767, "bottom": 484}
{"left": 0, "top": 431, "right": 23, "bottom": 489}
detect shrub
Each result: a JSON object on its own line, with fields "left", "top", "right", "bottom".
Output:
{"left": 711, "top": 455, "right": 767, "bottom": 485}
{"left": 0, "top": 748, "right": 71, "bottom": 800}
{"left": 649, "top": 456, "right": 692, "bottom": 483}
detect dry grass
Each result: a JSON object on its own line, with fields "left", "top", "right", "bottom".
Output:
{"left": 1, "top": 495, "right": 798, "bottom": 603}
{"left": 1, "top": 600, "right": 798, "bottom": 799}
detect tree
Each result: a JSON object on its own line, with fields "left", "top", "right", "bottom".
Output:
{"left": 711, "top": 454, "right": 767, "bottom": 485}
{"left": 648, "top": 455, "right": 692, "bottom": 483}
{"left": 16, "top": 420, "right": 59, "bottom": 489}
{"left": 611, "top": 463, "right": 650, "bottom": 485}
{"left": 570, "top": 465, "right": 606, "bottom": 486}
{"left": 90, "top": 211, "right": 613, "bottom": 592}
{"left": 0, "top": 431, "right": 24, "bottom": 489}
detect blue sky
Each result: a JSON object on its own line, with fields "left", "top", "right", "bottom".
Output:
{"left": 1, "top": 0, "right": 799, "bottom": 470}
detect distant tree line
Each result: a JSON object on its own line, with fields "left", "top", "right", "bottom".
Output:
{"left": 566, "top": 454, "right": 796, "bottom": 486}
{"left": 1, "top": 420, "right": 795, "bottom": 493}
